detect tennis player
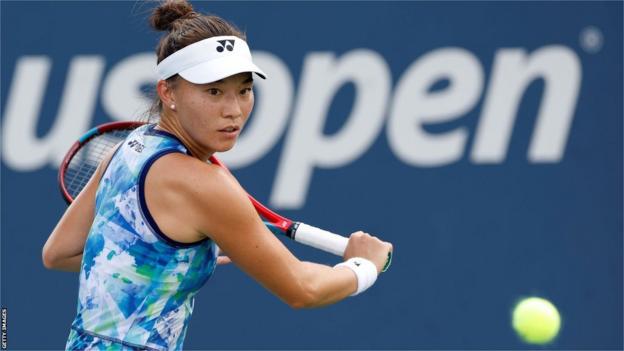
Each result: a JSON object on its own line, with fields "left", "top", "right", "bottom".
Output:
{"left": 42, "top": 1, "right": 393, "bottom": 349}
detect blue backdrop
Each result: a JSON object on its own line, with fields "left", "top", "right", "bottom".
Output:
{"left": 1, "top": 1, "right": 622, "bottom": 349}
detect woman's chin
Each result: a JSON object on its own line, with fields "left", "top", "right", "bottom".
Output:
{"left": 214, "top": 143, "right": 236, "bottom": 153}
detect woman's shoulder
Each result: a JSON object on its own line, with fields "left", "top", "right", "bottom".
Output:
{"left": 144, "top": 152, "right": 249, "bottom": 239}
{"left": 146, "top": 151, "right": 257, "bottom": 241}
{"left": 148, "top": 153, "right": 239, "bottom": 200}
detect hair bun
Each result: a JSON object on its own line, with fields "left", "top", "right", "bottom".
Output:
{"left": 150, "top": 0, "right": 195, "bottom": 31}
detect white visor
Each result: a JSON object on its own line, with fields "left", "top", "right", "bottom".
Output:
{"left": 156, "top": 35, "right": 266, "bottom": 84}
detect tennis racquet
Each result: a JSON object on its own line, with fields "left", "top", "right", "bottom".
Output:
{"left": 59, "top": 121, "right": 391, "bottom": 271}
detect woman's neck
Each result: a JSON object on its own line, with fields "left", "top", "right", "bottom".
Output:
{"left": 156, "top": 114, "right": 213, "bottom": 161}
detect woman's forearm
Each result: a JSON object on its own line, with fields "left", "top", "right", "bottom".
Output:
{"left": 294, "top": 261, "right": 358, "bottom": 308}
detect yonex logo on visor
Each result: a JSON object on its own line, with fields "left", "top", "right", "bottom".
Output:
{"left": 216, "top": 40, "right": 235, "bottom": 52}
{"left": 156, "top": 35, "right": 266, "bottom": 84}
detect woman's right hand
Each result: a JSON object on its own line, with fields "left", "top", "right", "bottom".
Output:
{"left": 343, "top": 231, "right": 393, "bottom": 274}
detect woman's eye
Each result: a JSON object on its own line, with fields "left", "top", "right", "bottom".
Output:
{"left": 207, "top": 88, "right": 220, "bottom": 95}
{"left": 240, "top": 87, "right": 252, "bottom": 95}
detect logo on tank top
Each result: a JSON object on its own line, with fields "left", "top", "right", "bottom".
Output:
{"left": 127, "top": 139, "right": 144, "bottom": 153}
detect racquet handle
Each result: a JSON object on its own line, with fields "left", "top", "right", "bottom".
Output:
{"left": 292, "top": 223, "right": 392, "bottom": 272}
{"left": 293, "top": 223, "right": 349, "bottom": 257}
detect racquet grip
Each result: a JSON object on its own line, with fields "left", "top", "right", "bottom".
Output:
{"left": 293, "top": 223, "right": 393, "bottom": 272}
{"left": 293, "top": 223, "right": 348, "bottom": 257}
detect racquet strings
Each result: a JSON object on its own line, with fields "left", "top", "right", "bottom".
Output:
{"left": 64, "top": 129, "right": 133, "bottom": 200}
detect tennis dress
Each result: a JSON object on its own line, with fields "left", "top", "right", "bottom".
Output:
{"left": 66, "top": 124, "right": 217, "bottom": 350}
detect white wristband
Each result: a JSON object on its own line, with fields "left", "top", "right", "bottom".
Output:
{"left": 334, "top": 257, "right": 378, "bottom": 296}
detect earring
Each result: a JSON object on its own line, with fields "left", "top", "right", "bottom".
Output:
{"left": 170, "top": 104, "right": 176, "bottom": 110}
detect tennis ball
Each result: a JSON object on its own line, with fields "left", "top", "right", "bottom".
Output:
{"left": 512, "top": 297, "right": 561, "bottom": 345}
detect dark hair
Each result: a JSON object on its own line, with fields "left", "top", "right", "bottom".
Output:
{"left": 147, "top": 0, "right": 245, "bottom": 118}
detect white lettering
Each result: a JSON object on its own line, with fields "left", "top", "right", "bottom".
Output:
{"left": 271, "top": 50, "right": 391, "bottom": 208}
{"left": 471, "top": 46, "right": 581, "bottom": 163}
{"left": 387, "top": 48, "right": 483, "bottom": 166}
{"left": 2, "top": 56, "right": 104, "bottom": 171}
{"left": 1, "top": 45, "right": 582, "bottom": 210}
{"left": 101, "top": 53, "right": 156, "bottom": 121}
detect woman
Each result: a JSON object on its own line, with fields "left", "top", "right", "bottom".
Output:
{"left": 42, "top": 1, "right": 393, "bottom": 350}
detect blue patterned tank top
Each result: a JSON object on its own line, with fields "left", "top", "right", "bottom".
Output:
{"left": 70, "top": 124, "right": 217, "bottom": 350}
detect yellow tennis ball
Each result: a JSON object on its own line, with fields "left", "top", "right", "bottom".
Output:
{"left": 512, "top": 297, "right": 561, "bottom": 344}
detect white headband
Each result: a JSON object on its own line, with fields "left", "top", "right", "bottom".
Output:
{"left": 156, "top": 35, "right": 266, "bottom": 84}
